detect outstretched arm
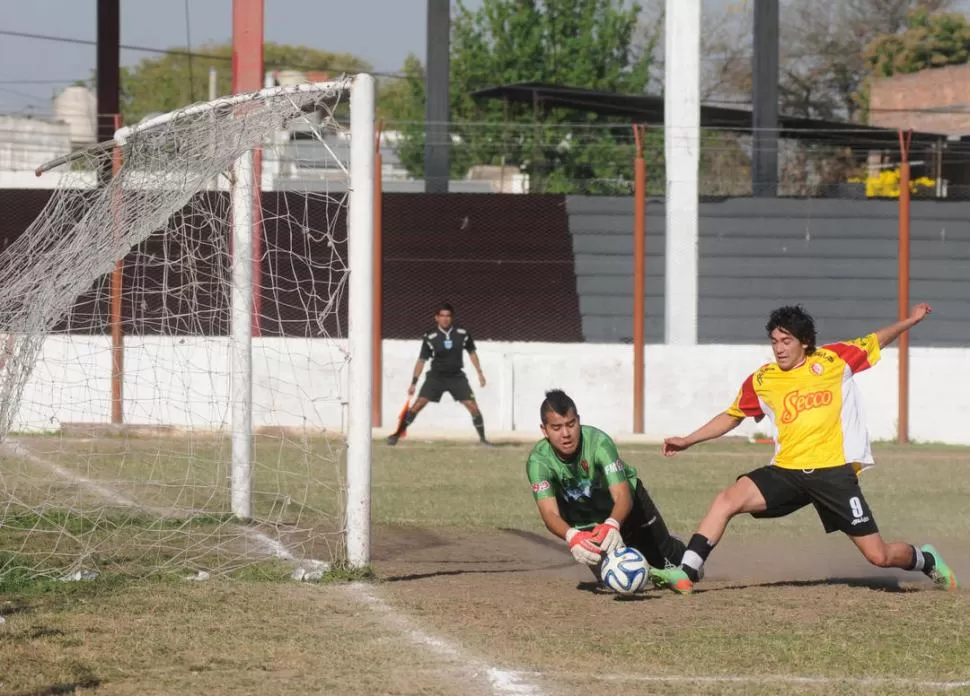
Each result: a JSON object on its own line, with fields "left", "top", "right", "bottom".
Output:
{"left": 536, "top": 497, "right": 603, "bottom": 566}
{"left": 468, "top": 351, "right": 486, "bottom": 387}
{"left": 875, "top": 303, "right": 932, "bottom": 349}
{"left": 536, "top": 496, "right": 572, "bottom": 541}
{"left": 407, "top": 359, "right": 426, "bottom": 396}
{"left": 605, "top": 482, "right": 633, "bottom": 527}
{"left": 662, "top": 412, "right": 744, "bottom": 456}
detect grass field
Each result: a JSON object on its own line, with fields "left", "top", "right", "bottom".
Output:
{"left": 1, "top": 434, "right": 969, "bottom": 695}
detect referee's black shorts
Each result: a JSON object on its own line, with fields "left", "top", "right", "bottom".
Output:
{"left": 744, "top": 463, "right": 878, "bottom": 537}
{"left": 418, "top": 373, "right": 475, "bottom": 403}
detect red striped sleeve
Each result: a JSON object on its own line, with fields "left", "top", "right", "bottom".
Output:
{"left": 824, "top": 342, "right": 871, "bottom": 373}
{"left": 735, "top": 374, "right": 764, "bottom": 417}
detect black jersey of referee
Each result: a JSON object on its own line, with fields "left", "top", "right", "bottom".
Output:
{"left": 419, "top": 326, "right": 476, "bottom": 376}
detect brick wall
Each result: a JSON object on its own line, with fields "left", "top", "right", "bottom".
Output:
{"left": 869, "top": 64, "right": 970, "bottom": 135}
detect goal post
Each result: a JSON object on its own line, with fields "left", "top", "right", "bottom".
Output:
{"left": 346, "top": 74, "right": 376, "bottom": 568}
{"left": 230, "top": 146, "right": 255, "bottom": 523}
{"left": 3, "top": 74, "right": 376, "bottom": 579}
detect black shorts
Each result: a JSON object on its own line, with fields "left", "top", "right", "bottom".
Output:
{"left": 619, "top": 480, "right": 686, "bottom": 569}
{"left": 418, "top": 373, "right": 474, "bottom": 403}
{"left": 743, "top": 464, "right": 878, "bottom": 537}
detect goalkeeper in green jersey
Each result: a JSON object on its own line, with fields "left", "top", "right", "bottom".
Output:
{"left": 526, "top": 389, "right": 686, "bottom": 571}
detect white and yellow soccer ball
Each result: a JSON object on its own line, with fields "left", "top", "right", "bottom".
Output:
{"left": 600, "top": 546, "right": 649, "bottom": 594}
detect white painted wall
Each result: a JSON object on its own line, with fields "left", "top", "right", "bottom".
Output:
{"left": 0, "top": 116, "right": 73, "bottom": 172}
{"left": 12, "top": 337, "right": 970, "bottom": 445}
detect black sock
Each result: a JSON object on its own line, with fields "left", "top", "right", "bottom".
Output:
{"left": 396, "top": 410, "right": 416, "bottom": 436}
{"left": 681, "top": 533, "right": 715, "bottom": 582}
{"left": 472, "top": 414, "right": 486, "bottom": 441}
{"left": 905, "top": 545, "right": 936, "bottom": 575}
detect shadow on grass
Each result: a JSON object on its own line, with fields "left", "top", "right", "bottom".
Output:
{"left": 574, "top": 580, "right": 660, "bottom": 602}
{"left": 0, "top": 626, "right": 65, "bottom": 643}
{"left": 11, "top": 677, "right": 102, "bottom": 696}
{"left": 383, "top": 562, "right": 574, "bottom": 583}
{"left": 498, "top": 527, "right": 566, "bottom": 552}
{"left": 0, "top": 599, "right": 34, "bottom": 618}
{"left": 695, "top": 575, "right": 919, "bottom": 594}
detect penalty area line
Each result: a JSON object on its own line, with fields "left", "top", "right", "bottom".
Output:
{"left": 347, "top": 582, "right": 546, "bottom": 696}
{"left": 3, "top": 438, "right": 327, "bottom": 572}
{"left": 557, "top": 670, "right": 970, "bottom": 691}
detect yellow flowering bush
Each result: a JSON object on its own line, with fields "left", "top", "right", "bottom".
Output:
{"left": 847, "top": 169, "right": 936, "bottom": 198}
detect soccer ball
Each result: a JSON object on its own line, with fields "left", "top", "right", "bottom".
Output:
{"left": 600, "top": 547, "right": 649, "bottom": 595}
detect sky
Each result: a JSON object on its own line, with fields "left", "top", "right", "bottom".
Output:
{"left": 2, "top": 0, "right": 966, "bottom": 114}
{"left": 1, "top": 0, "right": 488, "bottom": 113}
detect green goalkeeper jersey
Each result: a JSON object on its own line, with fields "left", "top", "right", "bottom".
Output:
{"left": 526, "top": 425, "right": 639, "bottom": 530}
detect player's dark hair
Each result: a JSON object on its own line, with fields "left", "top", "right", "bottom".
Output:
{"left": 436, "top": 302, "right": 454, "bottom": 315}
{"left": 540, "top": 389, "right": 578, "bottom": 424}
{"left": 766, "top": 305, "right": 817, "bottom": 353}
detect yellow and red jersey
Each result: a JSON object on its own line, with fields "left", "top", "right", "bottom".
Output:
{"left": 726, "top": 333, "right": 881, "bottom": 470}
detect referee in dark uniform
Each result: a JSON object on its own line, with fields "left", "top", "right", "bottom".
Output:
{"left": 387, "top": 303, "right": 490, "bottom": 446}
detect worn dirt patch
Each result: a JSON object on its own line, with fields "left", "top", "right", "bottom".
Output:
{"left": 370, "top": 524, "right": 970, "bottom": 695}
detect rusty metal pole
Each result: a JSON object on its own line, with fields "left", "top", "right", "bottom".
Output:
{"left": 633, "top": 125, "right": 646, "bottom": 434}
{"left": 898, "top": 129, "right": 913, "bottom": 444}
{"left": 232, "top": 0, "right": 264, "bottom": 337}
{"left": 110, "top": 113, "right": 124, "bottom": 424}
{"left": 372, "top": 123, "right": 384, "bottom": 428}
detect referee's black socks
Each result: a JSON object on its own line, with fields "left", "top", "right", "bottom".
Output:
{"left": 395, "top": 410, "right": 416, "bottom": 436}
{"left": 681, "top": 533, "right": 716, "bottom": 582}
{"left": 472, "top": 414, "right": 486, "bottom": 442}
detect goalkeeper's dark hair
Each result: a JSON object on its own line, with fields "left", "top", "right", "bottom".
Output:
{"left": 436, "top": 302, "right": 455, "bottom": 315}
{"left": 540, "top": 389, "right": 578, "bottom": 424}
{"left": 766, "top": 305, "right": 817, "bottom": 354}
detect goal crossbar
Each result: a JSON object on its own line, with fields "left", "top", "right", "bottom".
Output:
{"left": 35, "top": 77, "right": 357, "bottom": 176}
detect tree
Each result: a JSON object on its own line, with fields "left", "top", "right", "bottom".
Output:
{"left": 643, "top": 0, "right": 752, "bottom": 102}
{"left": 385, "top": 0, "right": 659, "bottom": 194}
{"left": 781, "top": 0, "right": 953, "bottom": 121}
{"left": 109, "top": 43, "right": 373, "bottom": 125}
{"left": 866, "top": 8, "right": 970, "bottom": 77}
{"left": 694, "top": 0, "right": 953, "bottom": 122}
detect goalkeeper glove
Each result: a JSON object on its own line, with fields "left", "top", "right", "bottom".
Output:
{"left": 565, "top": 528, "right": 602, "bottom": 565}
{"left": 591, "top": 518, "right": 623, "bottom": 555}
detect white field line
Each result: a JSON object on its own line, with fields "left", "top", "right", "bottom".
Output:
{"left": 557, "top": 671, "right": 970, "bottom": 690}
{"left": 347, "top": 582, "right": 546, "bottom": 696}
{"left": 3, "top": 438, "right": 321, "bottom": 568}
{"left": 340, "top": 583, "right": 970, "bottom": 694}
{"left": 4, "top": 440, "right": 145, "bottom": 511}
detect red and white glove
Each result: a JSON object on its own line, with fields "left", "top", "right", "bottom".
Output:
{"left": 590, "top": 518, "right": 623, "bottom": 555}
{"left": 565, "top": 528, "right": 603, "bottom": 565}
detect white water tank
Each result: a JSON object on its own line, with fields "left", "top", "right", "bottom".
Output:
{"left": 52, "top": 86, "right": 97, "bottom": 145}
{"left": 275, "top": 70, "right": 308, "bottom": 86}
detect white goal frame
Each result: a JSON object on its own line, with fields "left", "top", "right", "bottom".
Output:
{"left": 35, "top": 75, "right": 376, "bottom": 568}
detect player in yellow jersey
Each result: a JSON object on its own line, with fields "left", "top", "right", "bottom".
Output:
{"left": 648, "top": 303, "right": 958, "bottom": 595}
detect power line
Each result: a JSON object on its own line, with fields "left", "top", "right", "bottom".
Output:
{"left": 0, "top": 79, "right": 87, "bottom": 85}
{"left": 0, "top": 28, "right": 408, "bottom": 79}
{"left": 0, "top": 28, "right": 216, "bottom": 59}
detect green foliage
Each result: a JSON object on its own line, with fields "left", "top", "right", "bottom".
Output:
{"left": 386, "top": 0, "right": 658, "bottom": 193}
{"left": 110, "top": 43, "right": 373, "bottom": 125}
{"left": 866, "top": 9, "right": 970, "bottom": 78}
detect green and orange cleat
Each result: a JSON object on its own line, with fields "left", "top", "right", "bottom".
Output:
{"left": 922, "top": 544, "right": 959, "bottom": 591}
{"left": 648, "top": 565, "right": 695, "bottom": 595}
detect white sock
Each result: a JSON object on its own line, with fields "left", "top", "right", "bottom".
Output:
{"left": 682, "top": 549, "right": 705, "bottom": 574}
{"left": 911, "top": 546, "right": 925, "bottom": 572}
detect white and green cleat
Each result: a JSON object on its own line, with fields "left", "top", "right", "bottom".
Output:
{"left": 922, "top": 544, "right": 958, "bottom": 591}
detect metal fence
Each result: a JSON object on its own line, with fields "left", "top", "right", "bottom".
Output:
{"left": 2, "top": 116, "right": 963, "bottom": 443}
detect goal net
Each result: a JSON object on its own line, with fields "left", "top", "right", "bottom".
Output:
{"left": 0, "top": 76, "right": 375, "bottom": 582}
